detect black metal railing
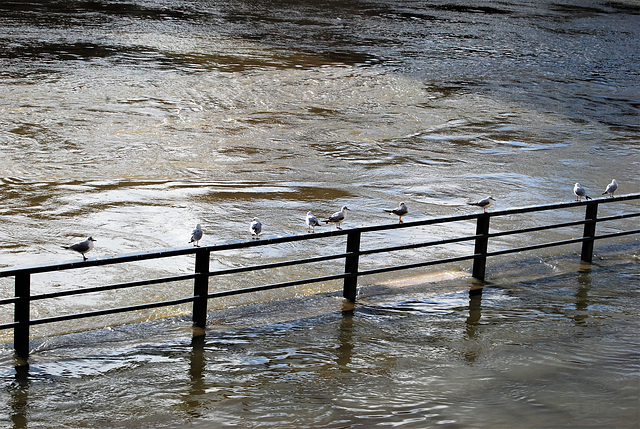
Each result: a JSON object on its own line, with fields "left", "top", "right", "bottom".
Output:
{"left": 1, "top": 194, "right": 639, "bottom": 360}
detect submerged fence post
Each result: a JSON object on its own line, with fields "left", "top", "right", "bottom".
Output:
{"left": 192, "top": 248, "right": 211, "bottom": 329}
{"left": 581, "top": 201, "right": 599, "bottom": 263}
{"left": 14, "top": 272, "right": 31, "bottom": 360}
{"left": 472, "top": 214, "right": 491, "bottom": 282}
{"left": 343, "top": 230, "right": 361, "bottom": 303}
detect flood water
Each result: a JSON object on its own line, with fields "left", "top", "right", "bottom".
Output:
{"left": 0, "top": 0, "right": 639, "bottom": 427}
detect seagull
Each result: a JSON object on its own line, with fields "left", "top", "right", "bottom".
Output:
{"left": 467, "top": 196, "right": 495, "bottom": 213}
{"left": 305, "top": 211, "right": 321, "bottom": 233}
{"left": 602, "top": 179, "right": 618, "bottom": 198}
{"left": 573, "top": 183, "right": 592, "bottom": 201}
{"left": 384, "top": 201, "right": 408, "bottom": 223}
{"left": 323, "top": 206, "right": 350, "bottom": 230}
{"left": 189, "top": 224, "right": 203, "bottom": 247}
{"left": 62, "top": 237, "right": 96, "bottom": 261}
{"left": 249, "top": 217, "right": 262, "bottom": 239}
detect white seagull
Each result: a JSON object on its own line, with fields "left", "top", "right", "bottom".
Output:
{"left": 602, "top": 179, "right": 618, "bottom": 198}
{"left": 189, "top": 224, "right": 203, "bottom": 247}
{"left": 467, "top": 196, "right": 495, "bottom": 213}
{"left": 323, "top": 206, "right": 350, "bottom": 230}
{"left": 573, "top": 183, "right": 591, "bottom": 201}
{"left": 62, "top": 237, "right": 96, "bottom": 261}
{"left": 305, "top": 211, "right": 321, "bottom": 233}
{"left": 249, "top": 217, "right": 262, "bottom": 239}
{"left": 384, "top": 201, "right": 408, "bottom": 223}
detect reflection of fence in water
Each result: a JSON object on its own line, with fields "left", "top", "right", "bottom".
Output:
{"left": 1, "top": 194, "right": 639, "bottom": 360}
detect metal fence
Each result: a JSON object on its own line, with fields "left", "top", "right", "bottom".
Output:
{"left": 1, "top": 194, "right": 639, "bottom": 360}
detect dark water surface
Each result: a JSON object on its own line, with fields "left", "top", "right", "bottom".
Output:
{"left": 0, "top": 0, "right": 639, "bottom": 427}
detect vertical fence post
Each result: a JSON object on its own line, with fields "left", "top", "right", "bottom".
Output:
{"left": 343, "top": 230, "right": 361, "bottom": 303}
{"left": 581, "top": 201, "right": 599, "bottom": 263}
{"left": 14, "top": 272, "right": 31, "bottom": 361}
{"left": 192, "top": 248, "right": 210, "bottom": 329}
{"left": 472, "top": 214, "right": 491, "bottom": 282}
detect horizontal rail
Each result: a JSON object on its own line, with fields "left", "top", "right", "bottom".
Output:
{"left": 357, "top": 253, "right": 479, "bottom": 277}
{"left": 486, "top": 237, "right": 587, "bottom": 257}
{"left": 592, "top": 228, "right": 640, "bottom": 240}
{"left": 0, "top": 322, "right": 17, "bottom": 330}
{"left": 360, "top": 234, "right": 479, "bottom": 256}
{"left": 0, "top": 273, "right": 353, "bottom": 329}
{"left": 30, "top": 274, "right": 197, "bottom": 302}
{"left": 205, "top": 272, "right": 350, "bottom": 300}
{"left": 29, "top": 296, "right": 198, "bottom": 326}
{"left": 207, "top": 252, "right": 351, "bottom": 277}
{"left": 1, "top": 193, "right": 638, "bottom": 360}
{"left": 1, "top": 193, "right": 637, "bottom": 278}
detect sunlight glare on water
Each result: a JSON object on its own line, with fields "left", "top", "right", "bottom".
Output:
{"left": 0, "top": 0, "right": 639, "bottom": 427}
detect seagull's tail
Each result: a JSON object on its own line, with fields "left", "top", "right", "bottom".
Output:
{"left": 467, "top": 202, "right": 478, "bottom": 206}
{"left": 383, "top": 209, "right": 393, "bottom": 213}
{"left": 585, "top": 195, "right": 592, "bottom": 200}
{"left": 601, "top": 191, "right": 607, "bottom": 195}
{"left": 61, "top": 246, "right": 70, "bottom": 250}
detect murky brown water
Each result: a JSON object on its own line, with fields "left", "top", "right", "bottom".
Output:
{"left": 0, "top": 0, "right": 639, "bottom": 427}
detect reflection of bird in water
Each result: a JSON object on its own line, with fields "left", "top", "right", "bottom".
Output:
{"left": 602, "top": 179, "right": 618, "bottom": 198}
{"left": 573, "top": 183, "right": 591, "bottom": 201}
{"left": 305, "top": 211, "right": 321, "bottom": 233}
{"left": 189, "top": 224, "right": 203, "bottom": 247}
{"left": 384, "top": 201, "right": 408, "bottom": 223}
{"left": 467, "top": 196, "right": 495, "bottom": 213}
{"left": 324, "top": 206, "right": 350, "bottom": 230}
{"left": 62, "top": 237, "right": 96, "bottom": 261}
{"left": 249, "top": 218, "right": 262, "bottom": 239}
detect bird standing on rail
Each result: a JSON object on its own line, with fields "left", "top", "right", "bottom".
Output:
{"left": 602, "top": 179, "right": 618, "bottom": 198}
{"left": 384, "top": 201, "right": 408, "bottom": 223}
{"left": 62, "top": 237, "right": 96, "bottom": 261}
{"left": 250, "top": 217, "right": 262, "bottom": 239}
{"left": 189, "top": 224, "right": 203, "bottom": 247}
{"left": 305, "top": 211, "right": 321, "bottom": 233}
{"left": 467, "top": 196, "right": 495, "bottom": 213}
{"left": 324, "top": 206, "right": 350, "bottom": 230}
{"left": 573, "top": 183, "right": 592, "bottom": 201}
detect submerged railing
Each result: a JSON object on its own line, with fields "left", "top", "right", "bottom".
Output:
{"left": 1, "top": 194, "right": 639, "bottom": 360}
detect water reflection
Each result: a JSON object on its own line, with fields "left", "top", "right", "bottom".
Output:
{"left": 336, "top": 307, "right": 354, "bottom": 371}
{"left": 9, "top": 364, "right": 29, "bottom": 429}
{"left": 464, "top": 287, "right": 483, "bottom": 364}
{"left": 465, "top": 288, "right": 483, "bottom": 336}
{"left": 184, "top": 329, "right": 206, "bottom": 419}
{"left": 573, "top": 269, "right": 592, "bottom": 326}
